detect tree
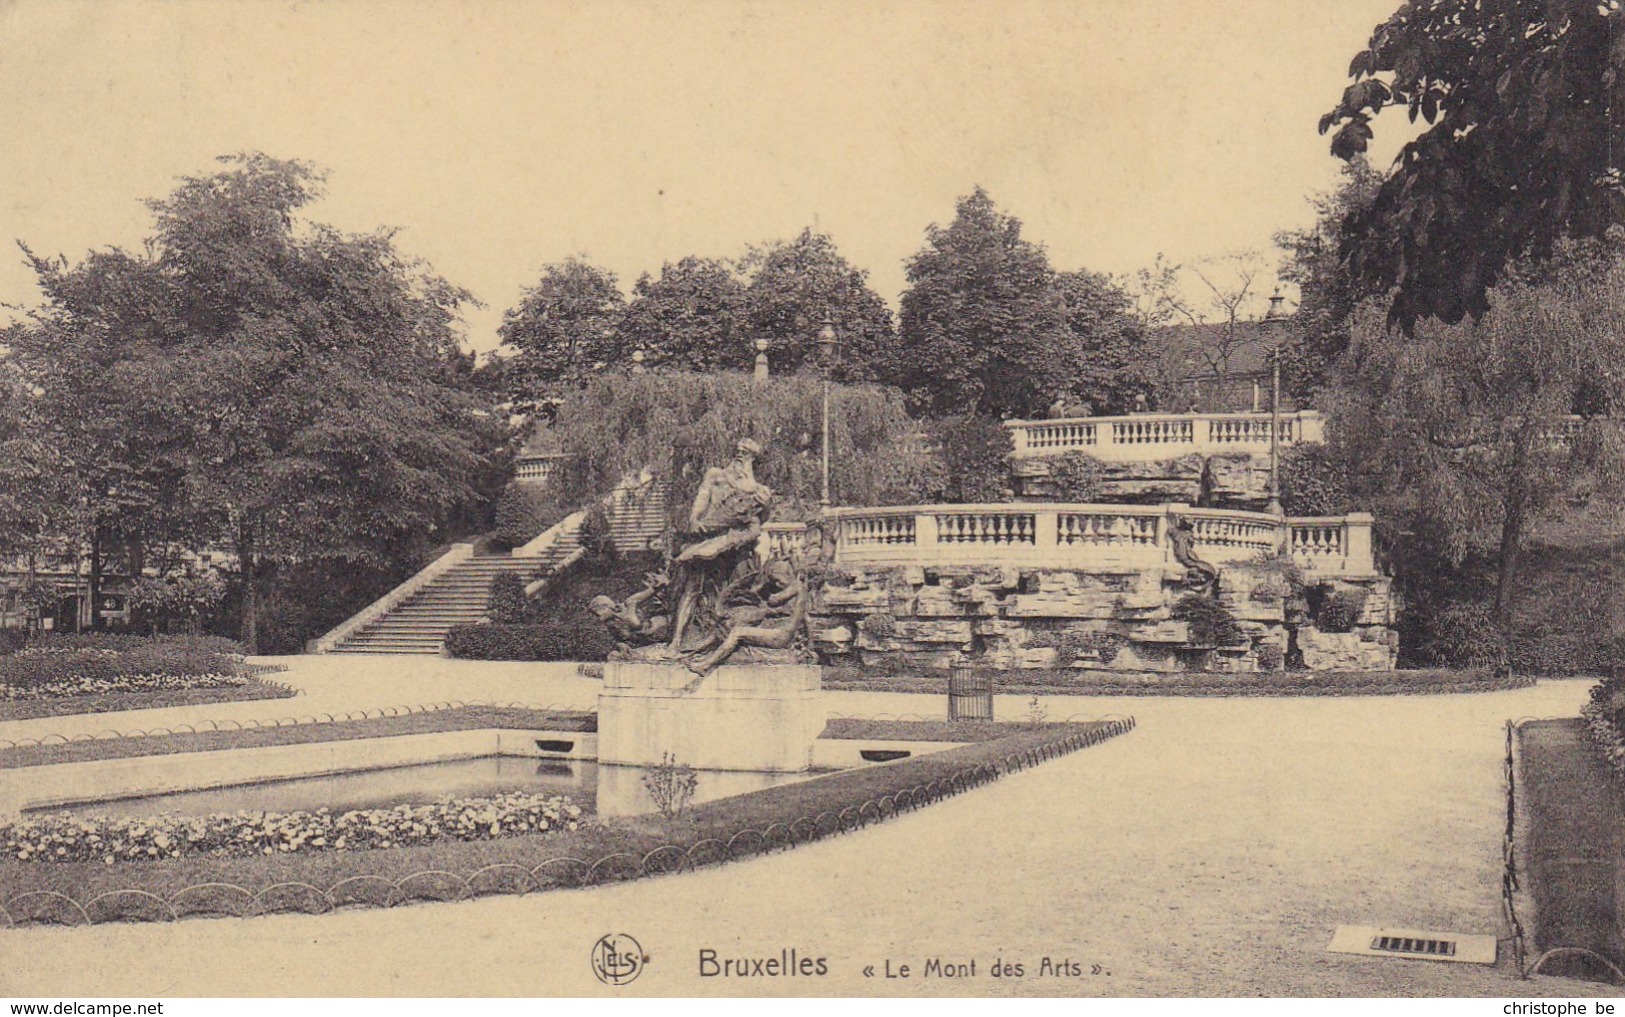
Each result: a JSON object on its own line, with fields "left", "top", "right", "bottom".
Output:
{"left": 617, "top": 257, "right": 749, "bottom": 372}
{"left": 738, "top": 228, "right": 895, "bottom": 381}
{"left": 1051, "top": 269, "right": 1151, "bottom": 415}
{"left": 894, "top": 187, "right": 1074, "bottom": 419}
{"left": 1273, "top": 157, "right": 1384, "bottom": 399}
{"left": 8, "top": 154, "right": 501, "bottom": 651}
{"left": 497, "top": 258, "right": 627, "bottom": 393}
{"left": 1320, "top": 0, "right": 1625, "bottom": 327}
{"left": 514, "top": 370, "right": 938, "bottom": 533}
{"left": 1335, "top": 235, "right": 1625, "bottom": 645}
{"left": 0, "top": 365, "right": 63, "bottom": 563}
{"left": 1154, "top": 251, "right": 1273, "bottom": 412}
{"left": 3, "top": 249, "right": 203, "bottom": 629}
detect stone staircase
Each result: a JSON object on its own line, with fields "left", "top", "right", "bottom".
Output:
{"left": 329, "top": 538, "right": 580, "bottom": 655}
{"left": 319, "top": 473, "right": 665, "bottom": 656}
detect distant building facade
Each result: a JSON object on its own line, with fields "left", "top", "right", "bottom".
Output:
{"left": 1150, "top": 315, "right": 1298, "bottom": 414}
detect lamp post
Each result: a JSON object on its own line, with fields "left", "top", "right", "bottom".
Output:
{"left": 1264, "top": 290, "right": 1286, "bottom": 518}
{"left": 818, "top": 312, "right": 839, "bottom": 508}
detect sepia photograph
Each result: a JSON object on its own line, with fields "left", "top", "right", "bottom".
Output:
{"left": 0, "top": 0, "right": 1622, "bottom": 1003}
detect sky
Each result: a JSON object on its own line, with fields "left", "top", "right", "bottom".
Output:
{"left": 0, "top": 0, "right": 1414, "bottom": 354}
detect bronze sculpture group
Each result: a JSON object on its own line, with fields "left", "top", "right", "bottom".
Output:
{"left": 588, "top": 438, "right": 814, "bottom": 675}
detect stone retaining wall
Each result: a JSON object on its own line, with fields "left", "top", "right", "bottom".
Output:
{"left": 811, "top": 559, "right": 1396, "bottom": 674}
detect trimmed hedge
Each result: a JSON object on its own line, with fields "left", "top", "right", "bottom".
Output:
{"left": 445, "top": 618, "right": 615, "bottom": 662}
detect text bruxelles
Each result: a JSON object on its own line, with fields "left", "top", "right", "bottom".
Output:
{"left": 698, "top": 948, "right": 829, "bottom": 978}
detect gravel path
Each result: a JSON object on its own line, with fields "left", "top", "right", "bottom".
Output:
{"left": 1, "top": 675, "right": 1613, "bottom": 996}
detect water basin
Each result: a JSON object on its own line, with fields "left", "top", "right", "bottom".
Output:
{"left": 31, "top": 757, "right": 830, "bottom": 820}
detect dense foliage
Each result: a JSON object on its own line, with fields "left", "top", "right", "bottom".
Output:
{"left": 617, "top": 257, "right": 749, "bottom": 372}
{"left": 516, "top": 371, "right": 938, "bottom": 533}
{"left": 497, "top": 258, "right": 627, "bottom": 390}
{"left": 1048, "top": 450, "right": 1106, "bottom": 503}
{"left": 738, "top": 229, "right": 897, "bottom": 381}
{"left": 924, "top": 414, "right": 1011, "bottom": 504}
{"left": 1277, "top": 443, "right": 1353, "bottom": 517}
{"left": 2, "top": 154, "right": 505, "bottom": 651}
{"left": 1321, "top": 0, "right": 1624, "bottom": 327}
{"left": 893, "top": 187, "right": 1146, "bottom": 418}
{"left": 1335, "top": 238, "right": 1625, "bottom": 630}
{"left": 1171, "top": 594, "right": 1246, "bottom": 648}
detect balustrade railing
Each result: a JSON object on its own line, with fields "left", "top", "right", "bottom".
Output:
{"left": 771, "top": 503, "right": 1375, "bottom": 576}
{"left": 1006, "top": 411, "right": 1325, "bottom": 462}
{"left": 514, "top": 453, "right": 568, "bottom": 483}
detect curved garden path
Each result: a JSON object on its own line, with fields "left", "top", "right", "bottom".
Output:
{"left": 0, "top": 669, "right": 1614, "bottom": 997}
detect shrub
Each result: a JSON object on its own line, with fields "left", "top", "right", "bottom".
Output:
{"left": 1316, "top": 588, "right": 1368, "bottom": 633}
{"left": 927, "top": 414, "right": 1012, "bottom": 504}
{"left": 859, "top": 612, "right": 898, "bottom": 639}
{"left": 1171, "top": 594, "right": 1246, "bottom": 647}
{"left": 488, "top": 573, "right": 530, "bottom": 625}
{"left": 642, "top": 753, "right": 699, "bottom": 819}
{"left": 1049, "top": 450, "right": 1105, "bottom": 502}
{"left": 494, "top": 482, "right": 557, "bottom": 549}
{"left": 445, "top": 615, "right": 617, "bottom": 662}
{"left": 1245, "top": 549, "right": 1308, "bottom": 604}
{"left": 1278, "top": 443, "right": 1352, "bottom": 517}
{"left": 1055, "top": 629, "right": 1123, "bottom": 665}
{"left": 1255, "top": 643, "right": 1285, "bottom": 671}
{"left": 1404, "top": 599, "right": 1503, "bottom": 669}
{"left": 577, "top": 504, "right": 618, "bottom": 564}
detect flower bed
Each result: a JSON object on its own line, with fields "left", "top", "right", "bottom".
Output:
{"left": 0, "top": 680, "right": 296, "bottom": 723}
{"left": 4, "top": 793, "right": 583, "bottom": 864}
{"left": 0, "top": 720, "right": 1126, "bottom": 925}
{"left": 0, "top": 635, "right": 285, "bottom": 719}
{"left": 1, "top": 635, "right": 253, "bottom": 699}
{"left": 0, "top": 671, "right": 256, "bottom": 702}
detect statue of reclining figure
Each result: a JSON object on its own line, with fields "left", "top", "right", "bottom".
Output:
{"left": 686, "top": 558, "right": 807, "bottom": 675}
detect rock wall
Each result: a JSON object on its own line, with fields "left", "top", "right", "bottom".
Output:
{"left": 1012, "top": 452, "right": 1273, "bottom": 509}
{"left": 811, "top": 560, "right": 1397, "bottom": 674}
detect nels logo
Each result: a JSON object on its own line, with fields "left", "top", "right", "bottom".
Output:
{"left": 591, "top": 933, "right": 647, "bottom": 986}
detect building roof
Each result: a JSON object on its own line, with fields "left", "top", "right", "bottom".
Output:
{"left": 1150, "top": 317, "right": 1297, "bottom": 381}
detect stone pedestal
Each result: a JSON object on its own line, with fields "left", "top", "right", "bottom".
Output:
{"left": 598, "top": 662, "right": 824, "bottom": 773}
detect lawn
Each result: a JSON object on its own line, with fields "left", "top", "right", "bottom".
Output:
{"left": 0, "top": 719, "right": 1127, "bottom": 925}
{"left": 822, "top": 666, "right": 1521, "bottom": 697}
{"left": 0, "top": 706, "right": 596, "bottom": 768}
{"left": 1517, "top": 718, "right": 1625, "bottom": 984}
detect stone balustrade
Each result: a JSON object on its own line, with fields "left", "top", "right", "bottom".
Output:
{"left": 766, "top": 503, "right": 1375, "bottom": 577}
{"left": 1005, "top": 410, "right": 1326, "bottom": 462}
{"left": 514, "top": 452, "right": 568, "bottom": 483}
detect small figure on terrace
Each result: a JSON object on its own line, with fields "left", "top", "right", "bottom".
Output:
{"left": 1169, "top": 515, "right": 1219, "bottom": 599}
